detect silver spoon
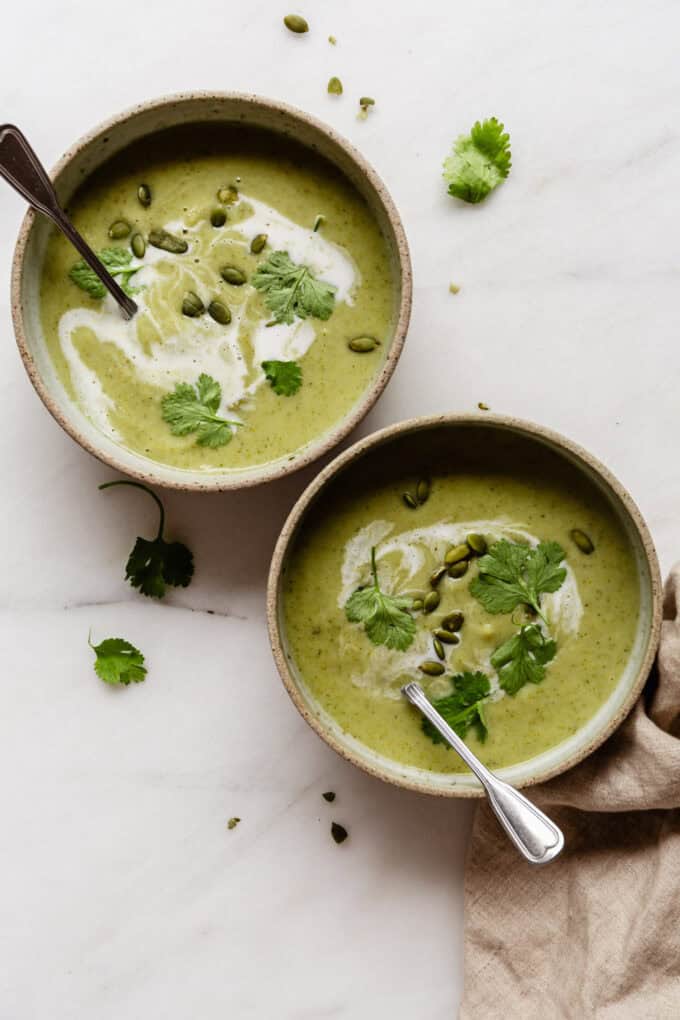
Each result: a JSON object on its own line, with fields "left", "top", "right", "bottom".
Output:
{"left": 0, "top": 124, "right": 137, "bottom": 319}
{"left": 402, "top": 681, "right": 564, "bottom": 865}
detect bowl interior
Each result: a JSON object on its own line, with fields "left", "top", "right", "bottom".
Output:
{"left": 271, "top": 416, "right": 661, "bottom": 796}
{"left": 13, "top": 93, "right": 410, "bottom": 491}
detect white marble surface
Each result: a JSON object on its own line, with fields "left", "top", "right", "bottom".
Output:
{"left": 2, "top": 1, "right": 680, "bottom": 1015}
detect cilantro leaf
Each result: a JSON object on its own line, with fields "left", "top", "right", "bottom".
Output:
{"left": 345, "top": 546, "right": 415, "bottom": 651}
{"left": 252, "top": 250, "right": 336, "bottom": 324}
{"left": 161, "top": 373, "right": 242, "bottom": 448}
{"left": 262, "top": 359, "right": 303, "bottom": 396}
{"left": 490, "top": 624, "right": 557, "bottom": 695}
{"left": 100, "top": 480, "right": 194, "bottom": 599}
{"left": 423, "top": 671, "right": 491, "bottom": 744}
{"left": 443, "top": 117, "right": 511, "bottom": 204}
{"left": 69, "top": 247, "right": 141, "bottom": 299}
{"left": 469, "top": 539, "right": 567, "bottom": 622}
{"left": 90, "top": 636, "right": 147, "bottom": 686}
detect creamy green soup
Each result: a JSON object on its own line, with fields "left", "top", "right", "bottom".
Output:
{"left": 282, "top": 428, "right": 640, "bottom": 773}
{"left": 40, "top": 125, "right": 395, "bottom": 472}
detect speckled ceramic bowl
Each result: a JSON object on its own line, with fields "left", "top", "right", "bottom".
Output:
{"left": 267, "top": 414, "right": 662, "bottom": 797}
{"left": 11, "top": 92, "right": 412, "bottom": 491}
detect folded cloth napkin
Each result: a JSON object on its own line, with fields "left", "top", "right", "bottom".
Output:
{"left": 459, "top": 568, "right": 680, "bottom": 1020}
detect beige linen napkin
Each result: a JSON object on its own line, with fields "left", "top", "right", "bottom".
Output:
{"left": 459, "top": 568, "right": 680, "bottom": 1020}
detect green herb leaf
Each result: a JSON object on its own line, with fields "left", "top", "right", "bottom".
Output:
{"left": 469, "top": 539, "right": 566, "bottom": 621}
{"left": 443, "top": 117, "right": 511, "bottom": 204}
{"left": 262, "top": 359, "right": 303, "bottom": 396}
{"left": 100, "top": 480, "right": 194, "bottom": 599}
{"left": 252, "top": 250, "right": 336, "bottom": 325}
{"left": 423, "top": 671, "right": 491, "bottom": 744}
{"left": 490, "top": 624, "right": 557, "bottom": 695}
{"left": 161, "top": 373, "right": 242, "bottom": 448}
{"left": 90, "top": 636, "right": 147, "bottom": 686}
{"left": 69, "top": 247, "right": 141, "bottom": 299}
{"left": 345, "top": 546, "right": 415, "bottom": 651}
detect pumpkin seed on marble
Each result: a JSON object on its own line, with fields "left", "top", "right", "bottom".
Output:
{"left": 210, "top": 209, "right": 227, "bottom": 227}
{"left": 434, "top": 628, "right": 460, "bottom": 645}
{"left": 419, "top": 660, "right": 445, "bottom": 677}
{"left": 441, "top": 611, "right": 464, "bottom": 632}
{"left": 284, "top": 13, "right": 309, "bottom": 33}
{"left": 416, "top": 478, "right": 430, "bottom": 504}
{"left": 148, "top": 228, "right": 188, "bottom": 254}
{"left": 570, "top": 528, "right": 595, "bottom": 555}
{"left": 108, "top": 220, "right": 130, "bottom": 240}
{"left": 208, "top": 300, "right": 232, "bottom": 325}
{"left": 423, "top": 590, "right": 440, "bottom": 613}
{"left": 221, "top": 265, "right": 246, "bottom": 286}
{"left": 348, "top": 336, "right": 379, "bottom": 353}
{"left": 402, "top": 491, "right": 418, "bottom": 509}
{"left": 182, "top": 291, "right": 205, "bottom": 317}
{"left": 466, "top": 533, "right": 487, "bottom": 556}
{"left": 131, "top": 233, "right": 146, "bottom": 258}
{"left": 250, "top": 233, "right": 267, "bottom": 254}
{"left": 137, "top": 184, "right": 152, "bottom": 207}
{"left": 444, "top": 543, "right": 471, "bottom": 566}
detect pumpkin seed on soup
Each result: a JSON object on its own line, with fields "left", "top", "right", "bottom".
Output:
{"left": 250, "top": 233, "right": 267, "bottom": 254}
{"left": 348, "top": 336, "right": 379, "bottom": 353}
{"left": 148, "top": 228, "right": 188, "bottom": 254}
{"left": 108, "top": 220, "right": 130, "bottom": 240}
{"left": 208, "top": 300, "right": 232, "bottom": 325}
{"left": 570, "top": 528, "right": 595, "bottom": 555}
{"left": 221, "top": 265, "right": 246, "bottom": 286}
{"left": 210, "top": 209, "right": 227, "bottom": 227}
{"left": 137, "top": 184, "right": 152, "bottom": 207}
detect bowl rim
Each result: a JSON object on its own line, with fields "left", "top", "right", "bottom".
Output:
{"left": 10, "top": 90, "right": 412, "bottom": 492}
{"left": 266, "top": 412, "right": 663, "bottom": 798}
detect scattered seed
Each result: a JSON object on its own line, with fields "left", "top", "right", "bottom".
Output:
{"left": 328, "top": 34, "right": 337, "bottom": 45}
{"left": 434, "top": 628, "right": 460, "bottom": 645}
{"left": 403, "top": 491, "right": 418, "bottom": 509}
{"left": 328, "top": 76, "right": 343, "bottom": 95}
{"left": 433, "top": 637, "right": 445, "bottom": 660}
{"left": 182, "top": 291, "right": 205, "bottom": 317}
{"left": 570, "top": 528, "right": 595, "bottom": 555}
{"left": 331, "top": 822, "right": 348, "bottom": 844}
{"left": 429, "top": 565, "right": 448, "bottom": 588}
{"left": 449, "top": 282, "right": 460, "bottom": 294}
{"left": 441, "top": 611, "right": 464, "bottom": 632}
{"left": 416, "top": 478, "right": 431, "bottom": 504}
{"left": 478, "top": 401, "right": 490, "bottom": 411}
{"left": 423, "top": 590, "right": 440, "bottom": 614}
{"left": 210, "top": 208, "right": 227, "bottom": 227}
{"left": 466, "top": 533, "right": 487, "bottom": 556}
{"left": 322, "top": 791, "right": 336, "bottom": 803}
{"left": 444, "top": 543, "right": 471, "bottom": 566}
{"left": 221, "top": 265, "right": 246, "bottom": 285}
{"left": 137, "top": 184, "right": 152, "bottom": 208}
{"left": 108, "top": 220, "right": 130, "bottom": 240}
{"left": 359, "top": 96, "right": 375, "bottom": 110}
{"left": 284, "top": 13, "right": 309, "bottom": 33}
{"left": 250, "top": 233, "right": 267, "bottom": 254}
{"left": 148, "top": 228, "right": 188, "bottom": 254}
{"left": 349, "top": 336, "right": 379, "bottom": 353}
{"left": 419, "top": 660, "right": 445, "bottom": 677}
{"left": 227, "top": 817, "right": 240, "bottom": 830}
{"left": 208, "top": 300, "right": 232, "bottom": 325}
{"left": 217, "top": 185, "right": 239, "bottom": 204}
{"left": 131, "top": 232, "right": 146, "bottom": 258}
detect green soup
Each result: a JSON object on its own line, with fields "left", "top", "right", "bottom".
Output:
{"left": 282, "top": 427, "right": 640, "bottom": 773}
{"left": 39, "top": 125, "right": 395, "bottom": 472}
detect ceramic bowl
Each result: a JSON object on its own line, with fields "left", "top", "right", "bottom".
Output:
{"left": 267, "top": 414, "right": 662, "bottom": 797}
{"left": 11, "top": 92, "right": 411, "bottom": 491}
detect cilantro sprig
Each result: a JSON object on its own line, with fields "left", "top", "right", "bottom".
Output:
{"left": 469, "top": 540, "right": 566, "bottom": 624}
{"left": 252, "top": 250, "right": 336, "bottom": 324}
{"left": 69, "top": 247, "right": 141, "bottom": 299}
{"left": 345, "top": 546, "right": 416, "bottom": 651}
{"left": 443, "top": 117, "right": 511, "bottom": 204}
{"left": 90, "top": 635, "right": 147, "bottom": 686}
{"left": 423, "top": 671, "right": 491, "bottom": 744}
{"left": 161, "top": 374, "right": 242, "bottom": 448}
{"left": 262, "top": 359, "right": 303, "bottom": 396}
{"left": 490, "top": 624, "right": 556, "bottom": 696}
{"left": 100, "top": 480, "right": 194, "bottom": 599}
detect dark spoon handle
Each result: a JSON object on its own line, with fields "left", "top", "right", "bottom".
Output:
{"left": 0, "top": 124, "right": 137, "bottom": 319}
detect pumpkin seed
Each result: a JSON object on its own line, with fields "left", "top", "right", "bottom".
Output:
{"left": 210, "top": 208, "right": 227, "bottom": 227}
{"left": 419, "top": 660, "right": 445, "bottom": 677}
{"left": 466, "top": 533, "right": 487, "bottom": 556}
{"left": 221, "top": 265, "right": 246, "bottom": 285}
{"left": 148, "top": 229, "right": 188, "bottom": 254}
{"left": 217, "top": 185, "right": 239, "bottom": 204}
{"left": 108, "top": 220, "right": 130, "bottom": 240}
{"left": 250, "top": 233, "right": 267, "bottom": 254}
{"left": 348, "top": 336, "right": 379, "bottom": 353}
{"left": 423, "top": 590, "right": 440, "bottom": 614}
{"left": 284, "top": 13, "right": 308, "bottom": 33}
{"left": 570, "top": 528, "right": 595, "bottom": 555}
{"left": 182, "top": 291, "right": 205, "bottom": 317}
{"left": 313, "top": 214, "right": 325, "bottom": 232}
{"left": 433, "top": 637, "right": 445, "bottom": 660}
{"left": 448, "top": 561, "right": 468, "bottom": 579}
{"left": 412, "top": 598, "right": 423, "bottom": 612}
{"left": 137, "top": 183, "right": 152, "bottom": 207}
{"left": 402, "top": 491, "right": 418, "bottom": 509}
{"left": 131, "top": 233, "right": 146, "bottom": 258}
{"left": 444, "top": 543, "right": 471, "bottom": 566}
{"left": 328, "top": 34, "right": 337, "bottom": 45}
{"left": 434, "top": 628, "right": 460, "bottom": 645}
{"left": 328, "top": 76, "right": 343, "bottom": 95}
{"left": 208, "top": 300, "right": 232, "bottom": 325}
{"left": 441, "top": 611, "right": 464, "bottom": 632}
{"left": 429, "top": 565, "right": 447, "bottom": 588}
{"left": 416, "top": 478, "right": 430, "bottom": 504}
{"left": 359, "top": 96, "right": 375, "bottom": 109}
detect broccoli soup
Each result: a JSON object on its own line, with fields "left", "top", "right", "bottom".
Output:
{"left": 39, "top": 125, "right": 395, "bottom": 472}
{"left": 281, "top": 428, "right": 640, "bottom": 774}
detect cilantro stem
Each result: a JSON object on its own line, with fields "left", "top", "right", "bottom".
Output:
{"left": 100, "top": 480, "right": 165, "bottom": 540}
{"left": 370, "top": 545, "right": 379, "bottom": 587}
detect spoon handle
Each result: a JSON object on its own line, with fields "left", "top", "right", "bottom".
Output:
{"left": 402, "top": 682, "right": 564, "bottom": 865}
{"left": 0, "top": 124, "right": 137, "bottom": 319}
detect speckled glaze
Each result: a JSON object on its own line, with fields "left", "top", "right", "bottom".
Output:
{"left": 11, "top": 92, "right": 412, "bottom": 492}
{"left": 267, "top": 414, "right": 662, "bottom": 797}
